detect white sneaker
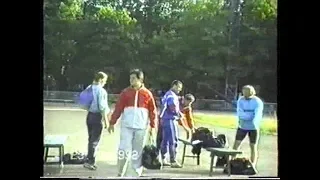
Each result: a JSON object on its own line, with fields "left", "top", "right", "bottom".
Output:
{"left": 162, "top": 159, "right": 171, "bottom": 166}
{"left": 171, "top": 161, "right": 182, "bottom": 168}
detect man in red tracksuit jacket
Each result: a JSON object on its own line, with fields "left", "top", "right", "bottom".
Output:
{"left": 108, "top": 69, "right": 158, "bottom": 177}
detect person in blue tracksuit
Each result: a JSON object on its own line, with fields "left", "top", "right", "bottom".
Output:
{"left": 159, "top": 80, "right": 184, "bottom": 168}
{"left": 233, "top": 85, "right": 264, "bottom": 169}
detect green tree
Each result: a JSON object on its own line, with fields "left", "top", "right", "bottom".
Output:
{"left": 44, "top": 0, "right": 277, "bottom": 101}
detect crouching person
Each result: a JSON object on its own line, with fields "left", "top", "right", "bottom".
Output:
{"left": 108, "top": 69, "right": 158, "bottom": 177}
{"left": 178, "top": 94, "right": 196, "bottom": 139}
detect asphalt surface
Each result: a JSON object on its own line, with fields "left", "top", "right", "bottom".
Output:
{"left": 43, "top": 107, "right": 278, "bottom": 178}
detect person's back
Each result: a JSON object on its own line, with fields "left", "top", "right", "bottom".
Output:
{"left": 88, "top": 84, "right": 108, "bottom": 113}
{"left": 178, "top": 94, "right": 196, "bottom": 130}
{"left": 179, "top": 107, "right": 193, "bottom": 128}
{"left": 178, "top": 94, "right": 195, "bottom": 140}
{"left": 83, "top": 72, "right": 110, "bottom": 170}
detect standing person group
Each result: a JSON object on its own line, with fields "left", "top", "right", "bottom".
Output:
{"left": 80, "top": 69, "right": 264, "bottom": 176}
{"left": 82, "top": 69, "right": 157, "bottom": 177}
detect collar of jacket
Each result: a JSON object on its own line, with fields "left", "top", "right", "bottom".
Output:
{"left": 129, "top": 84, "right": 145, "bottom": 90}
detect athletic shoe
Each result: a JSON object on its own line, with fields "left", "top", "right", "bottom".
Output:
{"left": 162, "top": 159, "right": 171, "bottom": 166}
{"left": 83, "top": 163, "right": 97, "bottom": 170}
{"left": 171, "top": 161, "right": 182, "bottom": 168}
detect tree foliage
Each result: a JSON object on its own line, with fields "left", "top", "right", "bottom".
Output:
{"left": 44, "top": 0, "right": 277, "bottom": 101}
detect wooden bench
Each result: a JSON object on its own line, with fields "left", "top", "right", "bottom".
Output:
{"left": 44, "top": 135, "right": 68, "bottom": 167}
{"left": 206, "top": 147, "right": 242, "bottom": 177}
{"left": 178, "top": 138, "right": 201, "bottom": 166}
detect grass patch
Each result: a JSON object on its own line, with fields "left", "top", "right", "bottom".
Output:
{"left": 193, "top": 113, "right": 277, "bottom": 135}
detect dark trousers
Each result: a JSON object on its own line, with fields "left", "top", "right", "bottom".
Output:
{"left": 156, "top": 124, "right": 163, "bottom": 151}
{"left": 86, "top": 112, "right": 103, "bottom": 165}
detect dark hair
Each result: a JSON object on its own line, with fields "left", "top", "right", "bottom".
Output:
{"left": 171, "top": 80, "right": 183, "bottom": 87}
{"left": 130, "top": 69, "right": 144, "bottom": 81}
{"left": 93, "top": 71, "right": 108, "bottom": 82}
{"left": 185, "top": 93, "right": 195, "bottom": 102}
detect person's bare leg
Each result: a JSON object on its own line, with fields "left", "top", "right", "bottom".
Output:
{"left": 232, "top": 140, "right": 242, "bottom": 158}
{"left": 233, "top": 128, "right": 246, "bottom": 158}
{"left": 233, "top": 140, "right": 242, "bottom": 150}
{"left": 249, "top": 143, "right": 258, "bottom": 166}
{"left": 249, "top": 130, "right": 260, "bottom": 168}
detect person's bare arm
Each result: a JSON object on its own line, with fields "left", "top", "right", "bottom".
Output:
{"left": 179, "top": 118, "right": 192, "bottom": 140}
{"left": 185, "top": 108, "right": 196, "bottom": 132}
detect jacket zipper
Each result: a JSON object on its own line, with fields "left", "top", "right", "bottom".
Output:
{"left": 133, "top": 90, "right": 139, "bottom": 125}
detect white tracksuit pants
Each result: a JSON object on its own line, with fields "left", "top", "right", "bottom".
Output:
{"left": 118, "top": 126, "right": 149, "bottom": 177}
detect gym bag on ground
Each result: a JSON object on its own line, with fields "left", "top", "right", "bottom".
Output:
{"left": 142, "top": 145, "right": 162, "bottom": 170}
{"left": 223, "top": 157, "right": 257, "bottom": 175}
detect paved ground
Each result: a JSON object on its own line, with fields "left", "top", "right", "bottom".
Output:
{"left": 43, "top": 107, "right": 278, "bottom": 178}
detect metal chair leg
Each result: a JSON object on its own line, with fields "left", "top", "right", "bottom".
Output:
{"left": 181, "top": 144, "right": 187, "bottom": 166}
